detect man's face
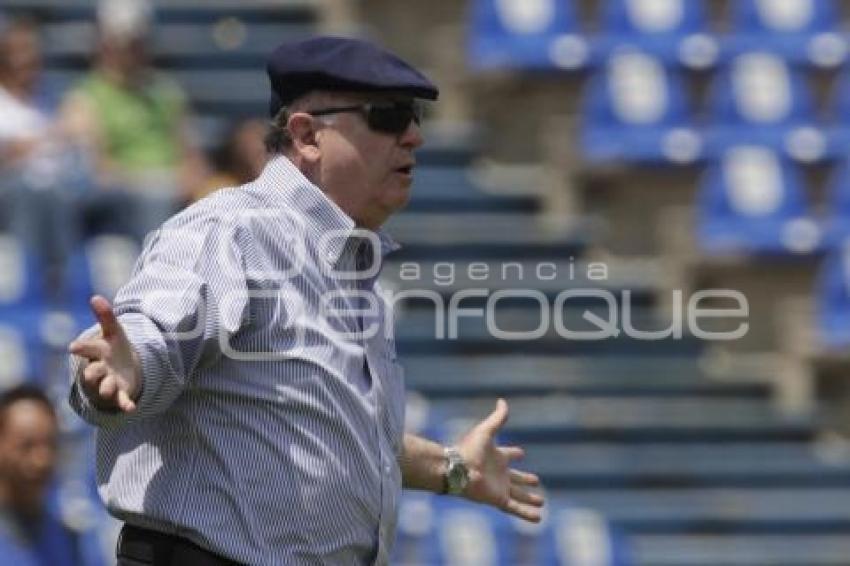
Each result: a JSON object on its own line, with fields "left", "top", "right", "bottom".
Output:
{"left": 0, "top": 400, "right": 58, "bottom": 513}
{"left": 312, "top": 92, "right": 424, "bottom": 229}
{"left": 1, "top": 26, "right": 42, "bottom": 91}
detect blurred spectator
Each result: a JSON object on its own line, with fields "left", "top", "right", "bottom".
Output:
{"left": 0, "top": 385, "right": 82, "bottom": 565}
{"left": 195, "top": 117, "right": 267, "bottom": 201}
{"left": 0, "top": 16, "right": 49, "bottom": 170}
{"left": 0, "top": 16, "right": 81, "bottom": 273}
{"left": 61, "top": 0, "right": 208, "bottom": 242}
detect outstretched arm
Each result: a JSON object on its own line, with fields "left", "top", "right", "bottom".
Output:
{"left": 400, "top": 399, "right": 545, "bottom": 523}
{"left": 68, "top": 214, "right": 249, "bottom": 427}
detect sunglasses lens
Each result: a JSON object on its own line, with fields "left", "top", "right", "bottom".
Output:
{"left": 368, "top": 103, "right": 420, "bottom": 134}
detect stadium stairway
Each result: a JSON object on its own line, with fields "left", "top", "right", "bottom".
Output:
{"left": 386, "top": 143, "right": 850, "bottom": 565}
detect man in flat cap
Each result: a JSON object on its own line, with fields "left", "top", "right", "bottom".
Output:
{"left": 67, "top": 36, "right": 544, "bottom": 565}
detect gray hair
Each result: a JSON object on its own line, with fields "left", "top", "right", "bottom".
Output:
{"left": 264, "top": 106, "right": 292, "bottom": 154}
{"left": 264, "top": 91, "right": 352, "bottom": 155}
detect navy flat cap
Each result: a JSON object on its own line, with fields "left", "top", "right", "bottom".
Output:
{"left": 266, "top": 36, "right": 439, "bottom": 117}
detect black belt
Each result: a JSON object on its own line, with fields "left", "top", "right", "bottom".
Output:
{"left": 118, "top": 523, "right": 242, "bottom": 566}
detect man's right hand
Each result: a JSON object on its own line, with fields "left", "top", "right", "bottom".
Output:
{"left": 68, "top": 295, "right": 142, "bottom": 413}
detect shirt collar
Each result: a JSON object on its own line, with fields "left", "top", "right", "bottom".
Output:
{"left": 255, "top": 155, "right": 401, "bottom": 266}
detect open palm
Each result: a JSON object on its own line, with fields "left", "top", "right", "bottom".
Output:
{"left": 456, "top": 398, "right": 545, "bottom": 522}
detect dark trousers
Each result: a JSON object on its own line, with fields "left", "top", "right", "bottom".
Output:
{"left": 117, "top": 524, "right": 242, "bottom": 566}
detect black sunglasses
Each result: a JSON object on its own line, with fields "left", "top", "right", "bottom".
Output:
{"left": 307, "top": 101, "right": 422, "bottom": 135}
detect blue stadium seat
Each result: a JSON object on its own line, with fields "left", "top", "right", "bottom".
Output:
{"left": 433, "top": 500, "right": 517, "bottom": 565}
{"left": 580, "top": 50, "right": 702, "bottom": 164}
{"left": 0, "top": 318, "right": 45, "bottom": 389}
{"left": 0, "top": 236, "right": 50, "bottom": 388}
{"left": 697, "top": 146, "right": 822, "bottom": 255}
{"left": 392, "top": 493, "right": 440, "bottom": 564}
{"left": 539, "top": 505, "right": 632, "bottom": 565}
{"left": 468, "top": 0, "right": 588, "bottom": 71}
{"left": 64, "top": 235, "right": 140, "bottom": 309}
{"left": 705, "top": 52, "right": 827, "bottom": 162}
{"left": 506, "top": 512, "right": 551, "bottom": 565}
{"left": 727, "top": 0, "right": 847, "bottom": 68}
{"left": 815, "top": 239, "right": 850, "bottom": 348}
{"left": 0, "top": 235, "right": 46, "bottom": 310}
{"left": 595, "top": 0, "right": 717, "bottom": 69}
{"left": 360, "top": 492, "right": 635, "bottom": 565}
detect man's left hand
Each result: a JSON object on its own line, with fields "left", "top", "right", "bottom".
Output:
{"left": 456, "top": 398, "right": 545, "bottom": 522}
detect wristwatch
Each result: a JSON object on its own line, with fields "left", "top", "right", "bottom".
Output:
{"left": 442, "top": 446, "right": 470, "bottom": 495}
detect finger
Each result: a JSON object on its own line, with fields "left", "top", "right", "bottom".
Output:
{"left": 82, "top": 361, "right": 108, "bottom": 385}
{"left": 510, "top": 468, "right": 541, "bottom": 487}
{"left": 90, "top": 295, "right": 122, "bottom": 340}
{"left": 116, "top": 389, "right": 137, "bottom": 413}
{"left": 98, "top": 374, "right": 118, "bottom": 399}
{"left": 500, "top": 446, "right": 525, "bottom": 461}
{"left": 503, "top": 499, "right": 542, "bottom": 523}
{"left": 481, "top": 398, "right": 509, "bottom": 434}
{"left": 69, "top": 339, "right": 110, "bottom": 361}
{"left": 510, "top": 485, "right": 545, "bottom": 507}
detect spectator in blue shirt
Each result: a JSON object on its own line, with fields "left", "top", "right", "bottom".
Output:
{"left": 0, "top": 385, "right": 81, "bottom": 566}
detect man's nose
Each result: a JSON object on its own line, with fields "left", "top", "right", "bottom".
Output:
{"left": 399, "top": 120, "right": 424, "bottom": 149}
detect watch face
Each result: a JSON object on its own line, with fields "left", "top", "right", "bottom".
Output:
{"left": 449, "top": 462, "right": 469, "bottom": 492}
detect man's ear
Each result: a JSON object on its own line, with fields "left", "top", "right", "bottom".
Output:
{"left": 288, "top": 113, "right": 321, "bottom": 162}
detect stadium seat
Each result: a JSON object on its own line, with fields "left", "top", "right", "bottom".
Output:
{"left": 64, "top": 235, "right": 140, "bottom": 309}
{"left": 0, "top": 315, "right": 46, "bottom": 389}
{"left": 540, "top": 505, "right": 632, "bottom": 566}
{"left": 705, "top": 52, "right": 826, "bottom": 162}
{"left": 433, "top": 500, "right": 517, "bottom": 565}
{"left": 392, "top": 493, "right": 440, "bottom": 564}
{"left": 696, "top": 146, "right": 822, "bottom": 255}
{"left": 393, "top": 496, "right": 631, "bottom": 565}
{"left": 814, "top": 238, "right": 850, "bottom": 348}
{"left": 503, "top": 511, "right": 548, "bottom": 565}
{"left": 580, "top": 49, "right": 701, "bottom": 164}
{"left": 0, "top": 235, "right": 50, "bottom": 386}
{"left": 0, "top": 235, "right": 46, "bottom": 310}
{"left": 467, "top": 0, "right": 588, "bottom": 71}
{"left": 595, "top": 0, "right": 717, "bottom": 69}
{"left": 727, "top": 0, "right": 846, "bottom": 68}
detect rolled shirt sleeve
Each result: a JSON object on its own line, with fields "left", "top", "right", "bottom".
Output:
{"left": 69, "top": 210, "right": 250, "bottom": 427}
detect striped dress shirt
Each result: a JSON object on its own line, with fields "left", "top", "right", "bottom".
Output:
{"left": 69, "top": 156, "right": 407, "bottom": 565}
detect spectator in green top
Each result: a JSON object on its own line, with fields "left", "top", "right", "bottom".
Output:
{"left": 61, "top": 0, "right": 208, "bottom": 242}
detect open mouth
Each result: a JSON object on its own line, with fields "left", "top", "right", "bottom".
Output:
{"left": 395, "top": 164, "right": 414, "bottom": 175}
